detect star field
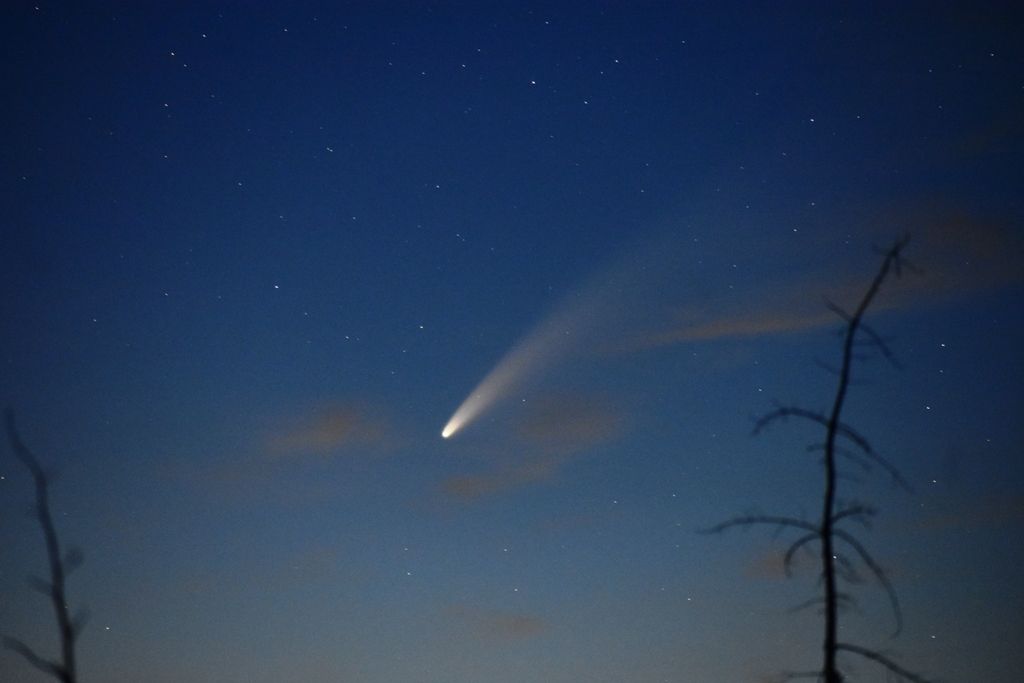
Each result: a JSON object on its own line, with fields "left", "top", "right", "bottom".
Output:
{"left": 2, "top": 3, "right": 1023, "bottom": 682}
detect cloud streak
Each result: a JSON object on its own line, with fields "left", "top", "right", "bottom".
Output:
{"left": 914, "top": 493, "right": 1024, "bottom": 533}
{"left": 445, "top": 604, "right": 548, "bottom": 641}
{"left": 441, "top": 393, "right": 625, "bottom": 502}
{"left": 168, "top": 400, "right": 397, "bottom": 504}
{"left": 624, "top": 206, "right": 1023, "bottom": 349}
{"left": 743, "top": 545, "right": 816, "bottom": 581}
{"left": 266, "top": 402, "right": 392, "bottom": 459}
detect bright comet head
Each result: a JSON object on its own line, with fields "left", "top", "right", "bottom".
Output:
{"left": 441, "top": 407, "right": 470, "bottom": 439}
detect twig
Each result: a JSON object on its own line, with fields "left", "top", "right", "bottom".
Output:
{"left": 4, "top": 409, "right": 80, "bottom": 683}
{"left": 755, "top": 406, "right": 911, "bottom": 491}
{"left": 836, "top": 643, "right": 934, "bottom": 682}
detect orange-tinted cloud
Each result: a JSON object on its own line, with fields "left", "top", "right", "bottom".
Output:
{"left": 743, "top": 547, "right": 789, "bottom": 581}
{"left": 742, "top": 544, "right": 819, "bottom": 581}
{"left": 445, "top": 604, "right": 548, "bottom": 641}
{"left": 914, "top": 492, "right": 1024, "bottom": 532}
{"left": 442, "top": 460, "right": 558, "bottom": 502}
{"left": 515, "top": 393, "right": 624, "bottom": 452}
{"left": 440, "top": 393, "right": 626, "bottom": 502}
{"left": 635, "top": 308, "right": 839, "bottom": 347}
{"left": 624, "top": 205, "right": 1022, "bottom": 349}
{"left": 266, "top": 402, "right": 392, "bottom": 459}
{"left": 167, "top": 400, "right": 397, "bottom": 504}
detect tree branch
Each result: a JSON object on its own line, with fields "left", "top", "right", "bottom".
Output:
{"left": 784, "top": 531, "right": 820, "bottom": 577}
{"left": 836, "top": 643, "right": 934, "bottom": 682}
{"left": 756, "top": 406, "right": 912, "bottom": 491}
{"left": 831, "top": 503, "right": 876, "bottom": 527}
{"left": 824, "top": 300, "right": 901, "bottom": 369}
{"left": 808, "top": 443, "right": 873, "bottom": 472}
{"left": 700, "top": 515, "right": 818, "bottom": 535}
{"left": 833, "top": 553, "right": 864, "bottom": 585}
{"left": 2, "top": 637, "right": 64, "bottom": 679}
{"left": 833, "top": 529, "right": 902, "bottom": 635}
{"left": 4, "top": 409, "right": 80, "bottom": 683}
{"left": 706, "top": 238, "right": 924, "bottom": 683}
{"left": 787, "top": 592, "right": 855, "bottom": 615}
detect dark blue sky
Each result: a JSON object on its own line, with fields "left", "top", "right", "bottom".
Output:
{"left": 2, "top": 2, "right": 1022, "bottom": 682}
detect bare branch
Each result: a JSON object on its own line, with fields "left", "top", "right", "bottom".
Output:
{"left": 5, "top": 409, "right": 47, "bottom": 480}
{"left": 787, "top": 592, "right": 855, "bottom": 615}
{"left": 837, "top": 643, "right": 934, "bottom": 682}
{"left": 824, "top": 299, "right": 852, "bottom": 322}
{"left": 757, "top": 406, "right": 911, "bottom": 491}
{"left": 833, "top": 553, "right": 864, "bottom": 584}
{"left": 787, "top": 596, "right": 826, "bottom": 615}
{"left": 700, "top": 515, "right": 818, "bottom": 535}
{"left": 5, "top": 409, "right": 80, "bottom": 683}
{"left": 833, "top": 529, "right": 902, "bottom": 635}
{"left": 808, "top": 443, "right": 873, "bottom": 472}
{"left": 831, "top": 504, "right": 875, "bottom": 528}
{"left": 71, "top": 609, "right": 90, "bottom": 641}
{"left": 854, "top": 325, "right": 902, "bottom": 370}
{"left": 784, "top": 532, "right": 820, "bottom": 577}
{"left": 872, "top": 236, "right": 918, "bottom": 278}
{"left": 753, "top": 405, "right": 829, "bottom": 436}
{"left": 705, "top": 238, "right": 924, "bottom": 683}
{"left": 2, "top": 637, "right": 63, "bottom": 678}
{"left": 825, "top": 300, "right": 901, "bottom": 369}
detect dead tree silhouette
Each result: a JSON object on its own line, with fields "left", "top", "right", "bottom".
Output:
{"left": 4, "top": 409, "right": 85, "bottom": 683}
{"left": 703, "top": 237, "right": 932, "bottom": 683}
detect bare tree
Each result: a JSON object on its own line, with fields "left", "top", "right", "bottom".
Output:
{"left": 703, "top": 237, "right": 932, "bottom": 682}
{"left": 4, "top": 409, "right": 85, "bottom": 683}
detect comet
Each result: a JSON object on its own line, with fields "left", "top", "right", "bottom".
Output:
{"left": 440, "top": 247, "right": 652, "bottom": 439}
{"left": 440, "top": 304, "right": 584, "bottom": 438}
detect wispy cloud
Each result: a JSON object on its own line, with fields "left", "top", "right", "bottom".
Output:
{"left": 440, "top": 393, "right": 626, "bottom": 502}
{"left": 622, "top": 206, "right": 1023, "bottom": 349}
{"left": 168, "top": 400, "right": 397, "bottom": 503}
{"left": 743, "top": 547, "right": 789, "bottom": 581}
{"left": 633, "top": 308, "right": 839, "bottom": 348}
{"left": 914, "top": 492, "right": 1024, "bottom": 533}
{"left": 743, "top": 545, "right": 816, "bottom": 581}
{"left": 515, "top": 393, "right": 624, "bottom": 452}
{"left": 442, "top": 459, "right": 559, "bottom": 502}
{"left": 266, "top": 402, "right": 393, "bottom": 459}
{"left": 445, "top": 604, "right": 548, "bottom": 641}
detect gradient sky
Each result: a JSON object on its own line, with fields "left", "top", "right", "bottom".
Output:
{"left": 2, "top": 2, "right": 1022, "bottom": 682}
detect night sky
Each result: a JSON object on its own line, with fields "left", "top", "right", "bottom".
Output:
{"left": 2, "top": 2, "right": 1023, "bottom": 682}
